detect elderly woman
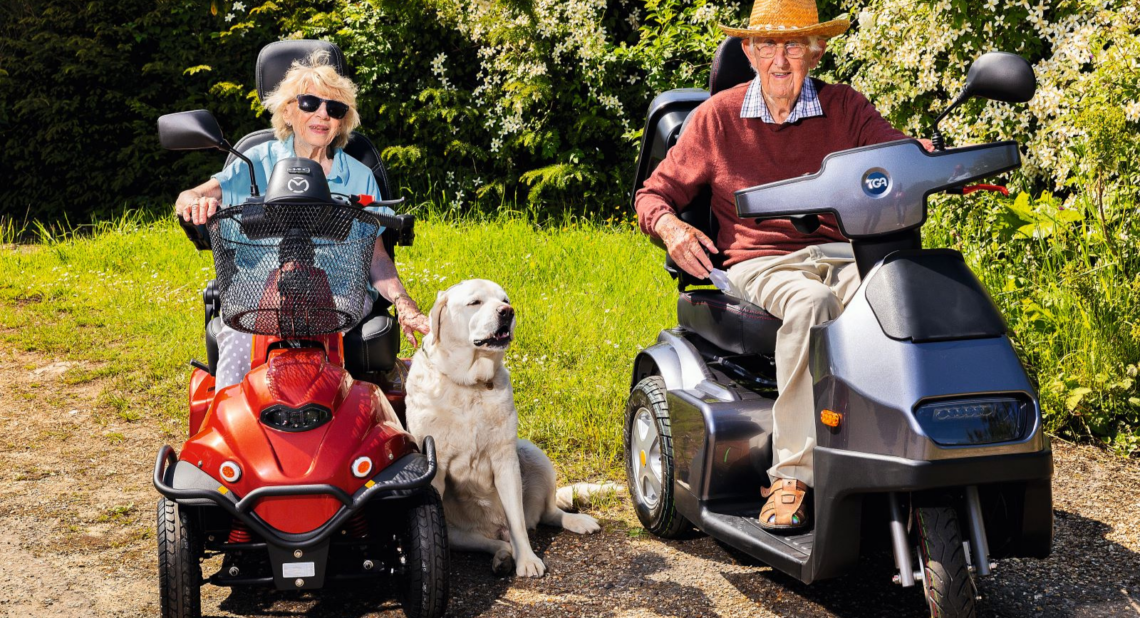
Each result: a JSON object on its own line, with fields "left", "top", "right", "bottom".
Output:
{"left": 635, "top": 0, "right": 933, "bottom": 532}
{"left": 175, "top": 50, "right": 429, "bottom": 389}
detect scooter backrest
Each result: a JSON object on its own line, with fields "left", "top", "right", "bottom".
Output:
{"left": 256, "top": 40, "right": 348, "bottom": 103}
{"left": 709, "top": 37, "right": 753, "bottom": 95}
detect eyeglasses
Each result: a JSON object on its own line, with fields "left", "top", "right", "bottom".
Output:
{"left": 752, "top": 40, "right": 808, "bottom": 59}
{"left": 295, "top": 94, "right": 349, "bottom": 119}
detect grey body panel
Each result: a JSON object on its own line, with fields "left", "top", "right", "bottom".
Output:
{"left": 734, "top": 140, "right": 1021, "bottom": 238}
{"left": 168, "top": 460, "right": 236, "bottom": 508}
{"left": 668, "top": 389, "right": 773, "bottom": 511}
{"left": 811, "top": 256, "right": 1045, "bottom": 460}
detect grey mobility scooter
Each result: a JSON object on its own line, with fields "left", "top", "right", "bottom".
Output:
{"left": 625, "top": 41, "right": 1053, "bottom": 617}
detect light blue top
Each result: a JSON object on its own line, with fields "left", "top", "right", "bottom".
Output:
{"left": 213, "top": 134, "right": 393, "bottom": 303}
{"left": 213, "top": 134, "right": 387, "bottom": 214}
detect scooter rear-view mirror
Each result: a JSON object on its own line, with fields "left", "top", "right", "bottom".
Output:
{"left": 930, "top": 51, "right": 1036, "bottom": 150}
{"left": 158, "top": 109, "right": 227, "bottom": 151}
{"left": 961, "top": 52, "right": 1037, "bottom": 104}
{"left": 157, "top": 109, "right": 260, "bottom": 197}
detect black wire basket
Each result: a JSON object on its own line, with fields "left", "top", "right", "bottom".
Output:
{"left": 207, "top": 202, "right": 380, "bottom": 337}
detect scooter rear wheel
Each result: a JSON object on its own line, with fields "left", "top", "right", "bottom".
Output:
{"left": 157, "top": 497, "right": 201, "bottom": 618}
{"left": 916, "top": 506, "right": 978, "bottom": 618}
{"left": 625, "top": 376, "right": 690, "bottom": 538}
{"left": 395, "top": 487, "right": 450, "bottom": 618}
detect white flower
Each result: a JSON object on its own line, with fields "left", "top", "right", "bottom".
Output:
{"left": 232, "top": 1, "right": 245, "bottom": 11}
{"left": 225, "top": 12, "right": 235, "bottom": 21}
{"left": 1125, "top": 101, "right": 1140, "bottom": 122}
{"left": 430, "top": 53, "right": 447, "bottom": 77}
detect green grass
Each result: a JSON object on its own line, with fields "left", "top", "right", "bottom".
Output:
{"left": 0, "top": 213, "right": 675, "bottom": 480}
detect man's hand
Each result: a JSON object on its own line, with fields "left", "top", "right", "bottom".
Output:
{"left": 918, "top": 138, "right": 935, "bottom": 152}
{"left": 654, "top": 213, "right": 719, "bottom": 279}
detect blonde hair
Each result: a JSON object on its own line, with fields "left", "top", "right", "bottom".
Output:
{"left": 262, "top": 49, "right": 360, "bottom": 151}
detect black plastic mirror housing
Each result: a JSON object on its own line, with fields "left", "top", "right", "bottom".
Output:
{"left": 962, "top": 52, "right": 1037, "bottom": 103}
{"left": 158, "top": 110, "right": 226, "bottom": 151}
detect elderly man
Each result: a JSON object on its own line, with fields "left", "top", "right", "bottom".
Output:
{"left": 635, "top": 0, "right": 932, "bottom": 532}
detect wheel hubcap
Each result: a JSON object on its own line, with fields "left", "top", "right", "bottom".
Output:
{"left": 631, "top": 407, "right": 664, "bottom": 509}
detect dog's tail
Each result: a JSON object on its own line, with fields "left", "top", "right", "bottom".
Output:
{"left": 556, "top": 482, "right": 626, "bottom": 510}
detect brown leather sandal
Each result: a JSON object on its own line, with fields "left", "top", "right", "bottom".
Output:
{"left": 758, "top": 479, "right": 810, "bottom": 532}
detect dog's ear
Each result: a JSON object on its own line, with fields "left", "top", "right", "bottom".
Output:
{"left": 428, "top": 290, "right": 447, "bottom": 346}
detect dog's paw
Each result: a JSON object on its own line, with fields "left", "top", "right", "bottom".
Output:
{"left": 491, "top": 548, "right": 515, "bottom": 577}
{"left": 515, "top": 552, "right": 546, "bottom": 578}
{"left": 562, "top": 512, "right": 601, "bottom": 535}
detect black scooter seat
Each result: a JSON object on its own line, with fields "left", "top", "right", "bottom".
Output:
{"left": 678, "top": 290, "right": 781, "bottom": 356}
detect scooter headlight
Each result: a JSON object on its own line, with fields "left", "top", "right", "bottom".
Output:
{"left": 259, "top": 404, "right": 332, "bottom": 432}
{"left": 914, "top": 396, "right": 1031, "bottom": 446}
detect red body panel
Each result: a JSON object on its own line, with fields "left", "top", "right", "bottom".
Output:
{"left": 188, "top": 369, "right": 216, "bottom": 436}
{"left": 181, "top": 336, "right": 413, "bottom": 534}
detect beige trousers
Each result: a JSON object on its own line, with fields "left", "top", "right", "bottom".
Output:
{"left": 725, "top": 242, "right": 860, "bottom": 487}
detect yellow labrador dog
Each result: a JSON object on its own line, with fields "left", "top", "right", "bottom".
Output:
{"left": 405, "top": 279, "right": 610, "bottom": 577}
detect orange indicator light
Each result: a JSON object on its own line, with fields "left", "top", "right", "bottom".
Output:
{"left": 820, "top": 409, "right": 843, "bottom": 428}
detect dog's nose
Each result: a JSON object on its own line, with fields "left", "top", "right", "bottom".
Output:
{"left": 497, "top": 305, "right": 514, "bottom": 319}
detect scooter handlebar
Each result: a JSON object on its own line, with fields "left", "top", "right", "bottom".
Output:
{"left": 177, "top": 215, "right": 211, "bottom": 251}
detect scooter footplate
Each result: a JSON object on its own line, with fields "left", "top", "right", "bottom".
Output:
{"left": 701, "top": 508, "right": 813, "bottom": 581}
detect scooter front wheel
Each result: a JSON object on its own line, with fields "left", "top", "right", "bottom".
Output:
{"left": 395, "top": 487, "right": 450, "bottom": 618}
{"left": 156, "top": 497, "right": 202, "bottom": 618}
{"left": 916, "top": 506, "right": 978, "bottom": 618}
{"left": 624, "top": 376, "right": 690, "bottom": 538}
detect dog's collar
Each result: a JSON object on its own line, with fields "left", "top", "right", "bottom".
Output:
{"left": 420, "top": 345, "right": 496, "bottom": 390}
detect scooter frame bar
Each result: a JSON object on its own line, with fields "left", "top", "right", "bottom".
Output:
{"left": 153, "top": 436, "right": 437, "bottom": 550}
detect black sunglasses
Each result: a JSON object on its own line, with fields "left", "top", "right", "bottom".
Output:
{"left": 295, "top": 94, "right": 349, "bottom": 119}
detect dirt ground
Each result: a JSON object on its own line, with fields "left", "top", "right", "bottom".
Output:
{"left": 3, "top": 347, "right": 1140, "bottom": 618}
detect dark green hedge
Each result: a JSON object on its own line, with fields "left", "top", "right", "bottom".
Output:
{"left": 0, "top": 0, "right": 274, "bottom": 221}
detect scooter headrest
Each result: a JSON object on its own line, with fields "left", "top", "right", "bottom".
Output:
{"left": 256, "top": 40, "right": 349, "bottom": 103}
{"left": 709, "top": 36, "right": 754, "bottom": 96}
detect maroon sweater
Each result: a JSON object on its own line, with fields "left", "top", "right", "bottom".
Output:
{"left": 635, "top": 78, "right": 907, "bottom": 266}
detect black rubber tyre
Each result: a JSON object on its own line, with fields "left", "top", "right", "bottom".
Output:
{"left": 624, "top": 376, "right": 690, "bottom": 539}
{"left": 916, "top": 506, "right": 978, "bottom": 618}
{"left": 395, "top": 487, "right": 450, "bottom": 618}
{"left": 157, "top": 497, "right": 201, "bottom": 618}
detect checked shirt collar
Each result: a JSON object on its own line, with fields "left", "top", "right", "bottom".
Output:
{"left": 740, "top": 75, "right": 822, "bottom": 124}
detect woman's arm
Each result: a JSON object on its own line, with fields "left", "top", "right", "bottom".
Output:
{"left": 370, "top": 243, "right": 430, "bottom": 347}
{"left": 176, "top": 178, "right": 222, "bottom": 224}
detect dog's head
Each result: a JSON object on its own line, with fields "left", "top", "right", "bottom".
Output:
{"left": 428, "top": 279, "right": 515, "bottom": 353}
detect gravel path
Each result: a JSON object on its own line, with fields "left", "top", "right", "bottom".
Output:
{"left": 3, "top": 348, "right": 1139, "bottom": 617}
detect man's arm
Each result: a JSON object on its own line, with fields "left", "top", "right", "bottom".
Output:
{"left": 634, "top": 103, "right": 721, "bottom": 278}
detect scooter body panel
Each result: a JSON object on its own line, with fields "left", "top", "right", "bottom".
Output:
{"left": 179, "top": 347, "right": 416, "bottom": 534}
{"left": 650, "top": 249, "right": 1052, "bottom": 585}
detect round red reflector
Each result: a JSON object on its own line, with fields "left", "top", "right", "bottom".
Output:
{"left": 219, "top": 460, "right": 242, "bottom": 483}
{"left": 352, "top": 457, "right": 373, "bottom": 479}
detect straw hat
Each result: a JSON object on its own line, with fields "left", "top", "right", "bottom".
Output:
{"left": 719, "top": 0, "right": 849, "bottom": 39}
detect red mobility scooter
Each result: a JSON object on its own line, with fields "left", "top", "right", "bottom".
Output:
{"left": 152, "top": 41, "right": 448, "bottom": 618}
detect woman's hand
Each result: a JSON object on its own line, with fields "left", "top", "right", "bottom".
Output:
{"left": 177, "top": 192, "right": 220, "bottom": 225}
{"left": 176, "top": 180, "right": 223, "bottom": 225}
{"left": 654, "top": 213, "right": 719, "bottom": 279}
{"left": 394, "top": 294, "right": 430, "bottom": 347}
